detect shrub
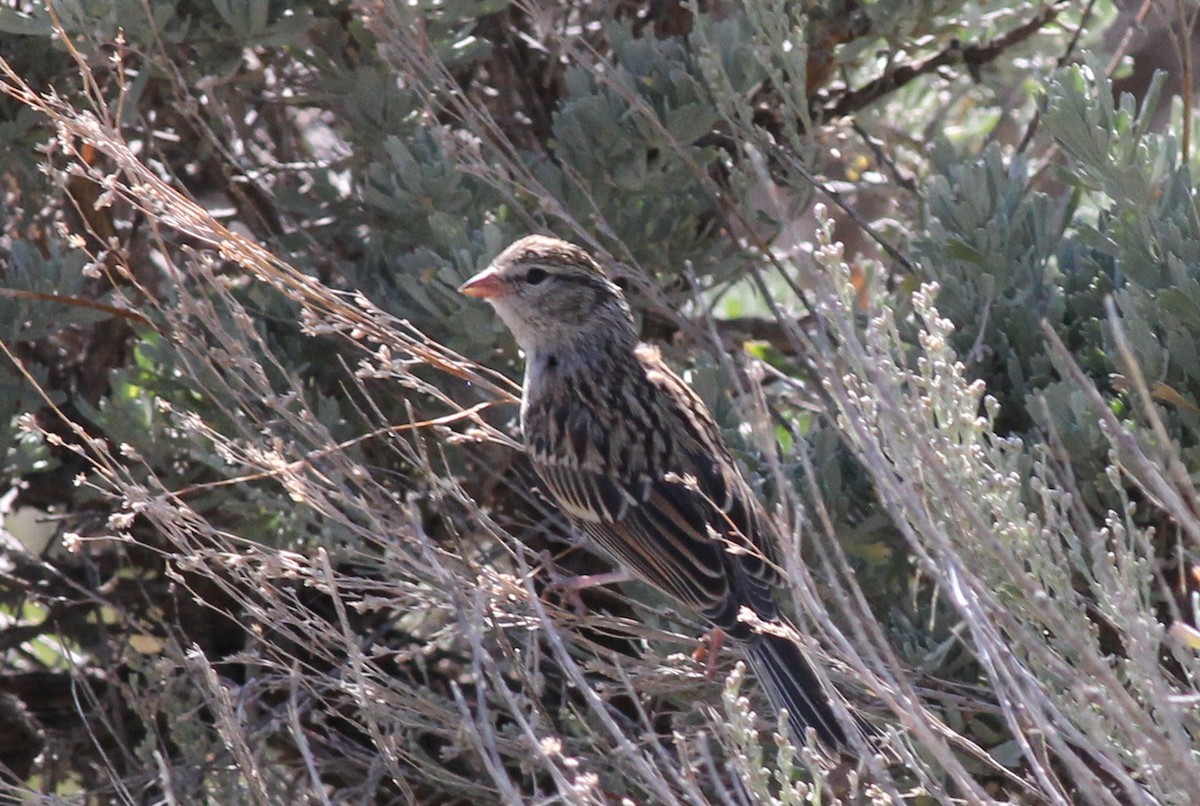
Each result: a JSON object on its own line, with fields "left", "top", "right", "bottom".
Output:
{"left": 1, "top": 1, "right": 1196, "bottom": 802}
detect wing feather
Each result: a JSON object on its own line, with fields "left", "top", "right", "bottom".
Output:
{"left": 525, "top": 345, "right": 784, "bottom": 631}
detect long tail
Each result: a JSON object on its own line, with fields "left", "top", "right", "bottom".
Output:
{"left": 744, "top": 631, "right": 849, "bottom": 750}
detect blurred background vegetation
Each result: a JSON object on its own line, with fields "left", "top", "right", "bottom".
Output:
{"left": 1, "top": 0, "right": 1198, "bottom": 802}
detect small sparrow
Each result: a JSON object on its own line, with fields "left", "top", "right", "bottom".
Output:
{"left": 460, "top": 235, "right": 852, "bottom": 750}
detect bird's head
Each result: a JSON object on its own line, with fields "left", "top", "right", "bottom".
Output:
{"left": 459, "top": 235, "right": 637, "bottom": 357}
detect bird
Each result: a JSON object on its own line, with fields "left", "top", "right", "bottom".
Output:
{"left": 459, "top": 234, "right": 853, "bottom": 751}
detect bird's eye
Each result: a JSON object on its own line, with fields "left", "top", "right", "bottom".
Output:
{"left": 525, "top": 268, "right": 548, "bottom": 285}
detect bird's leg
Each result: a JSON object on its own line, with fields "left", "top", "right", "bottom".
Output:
{"left": 692, "top": 626, "right": 726, "bottom": 680}
{"left": 539, "top": 550, "right": 632, "bottom": 613}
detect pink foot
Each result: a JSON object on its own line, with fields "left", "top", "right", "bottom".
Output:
{"left": 692, "top": 627, "right": 727, "bottom": 680}
{"left": 539, "top": 550, "right": 632, "bottom": 614}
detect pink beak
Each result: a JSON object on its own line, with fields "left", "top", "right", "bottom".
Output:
{"left": 458, "top": 267, "right": 510, "bottom": 299}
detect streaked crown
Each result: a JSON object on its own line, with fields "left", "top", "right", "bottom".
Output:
{"left": 459, "top": 235, "right": 636, "bottom": 355}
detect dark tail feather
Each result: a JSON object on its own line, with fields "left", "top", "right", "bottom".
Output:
{"left": 745, "top": 631, "right": 849, "bottom": 750}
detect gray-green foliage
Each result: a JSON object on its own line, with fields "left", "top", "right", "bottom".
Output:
{"left": 1045, "top": 66, "right": 1200, "bottom": 466}
{"left": 916, "top": 62, "right": 1200, "bottom": 488}
{"left": 1, "top": 0, "right": 1197, "bottom": 803}
{"left": 915, "top": 141, "right": 1076, "bottom": 431}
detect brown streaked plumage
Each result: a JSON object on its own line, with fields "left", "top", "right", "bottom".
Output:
{"left": 460, "top": 235, "right": 853, "bottom": 750}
